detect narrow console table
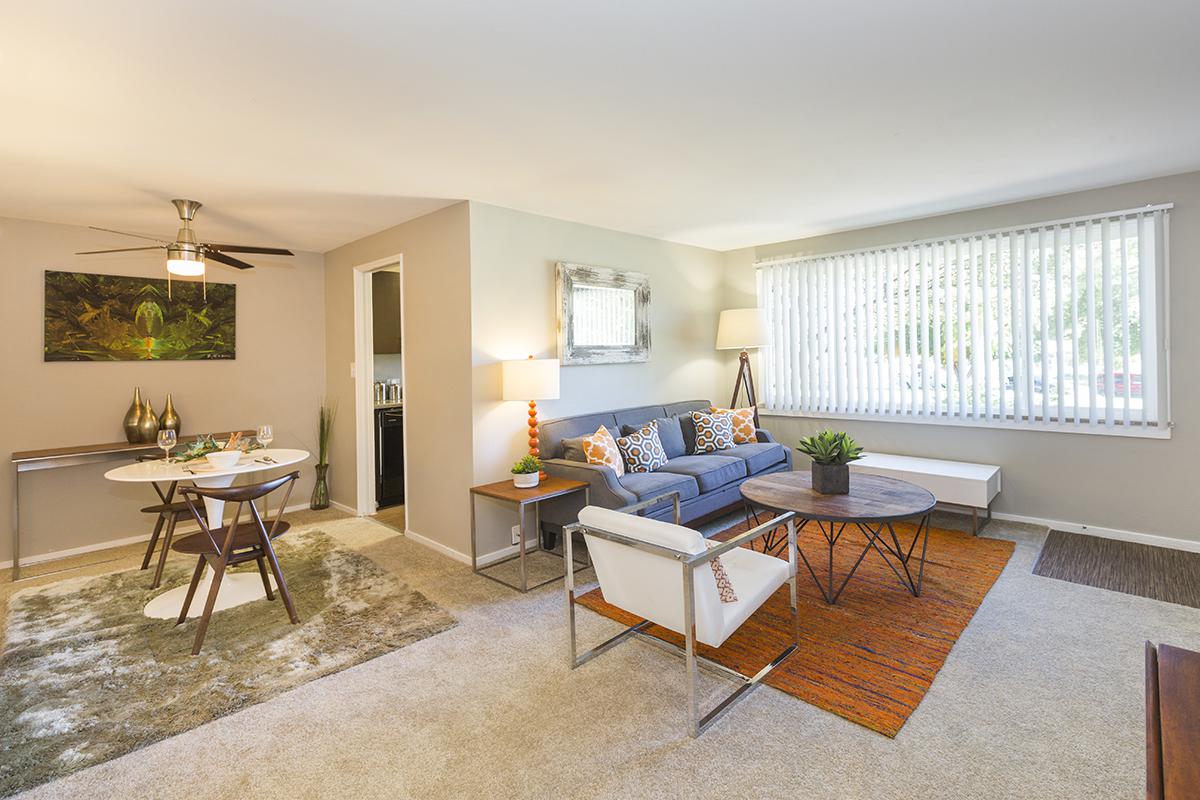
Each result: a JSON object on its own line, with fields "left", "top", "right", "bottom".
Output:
{"left": 9, "top": 432, "right": 252, "bottom": 581}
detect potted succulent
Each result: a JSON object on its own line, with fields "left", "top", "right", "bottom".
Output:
{"left": 511, "top": 455, "right": 543, "bottom": 488}
{"left": 796, "top": 430, "right": 863, "bottom": 495}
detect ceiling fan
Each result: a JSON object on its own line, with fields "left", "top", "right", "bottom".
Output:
{"left": 76, "top": 199, "right": 294, "bottom": 281}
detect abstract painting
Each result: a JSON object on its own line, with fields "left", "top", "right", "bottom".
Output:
{"left": 44, "top": 270, "right": 236, "bottom": 361}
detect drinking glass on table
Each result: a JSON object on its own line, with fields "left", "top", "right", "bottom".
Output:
{"left": 157, "top": 429, "right": 177, "bottom": 461}
{"left": 257, "top": 424, "right": 274, "bottom": 451}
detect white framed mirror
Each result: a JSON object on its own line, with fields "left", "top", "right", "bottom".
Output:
{"left": 556, "top": 262, "right": 651, "bottom": 365}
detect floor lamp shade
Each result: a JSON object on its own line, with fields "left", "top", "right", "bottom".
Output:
{"left": 716, "top": 309, "right": 767, "bottom": 425}
{"left": 716, "top": 308, "right": 769, "bottom": 351}
{"left": 502, "top": 357, "right": 560, "bottom": 401}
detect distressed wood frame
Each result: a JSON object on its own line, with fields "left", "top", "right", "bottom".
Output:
{"left": 556, "top": 261, "right": 651, "bottom": 365}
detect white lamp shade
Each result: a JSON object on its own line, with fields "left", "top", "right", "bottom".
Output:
{"left": 716, "top": 308, "right": 769, "bottom": 350}
{"left": 502, "top": 357, "right": 560, "bottom": 401}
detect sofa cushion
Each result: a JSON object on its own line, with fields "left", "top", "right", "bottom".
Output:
{"left": 723, "top": 442, "right": 788, "bottom": 475}
{"left": 692, "top": 411, "right": 736, "bottom": 454}
{"left": 678, "top": 413, "right": 698, "bottom": 455}
{"left": 617, "top": 422, "right": 669, "bottom": 473}
{"left": 622, "top": 416, "right": 686, "bottom": 459}
{"left": 708, "top": 406, "right": 758, "bottom": 444}
{"left": 656, "top": 454, "right": 746, "bottom": 493}
{"left": 618, "top": 470, "right": 700, "bottom": 503}
{"left": 561, "top": 436, "right": 587, "bottom": 462}
{"left": 583, "top": 425, "right": 625, "bottom": 477}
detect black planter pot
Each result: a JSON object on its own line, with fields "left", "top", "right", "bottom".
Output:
{"left": 811, "top": 462, "right": 850, "bottom": 494}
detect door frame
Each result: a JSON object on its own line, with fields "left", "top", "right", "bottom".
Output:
{"left": 351, "top": 254, "right": 407, "bottom": 519}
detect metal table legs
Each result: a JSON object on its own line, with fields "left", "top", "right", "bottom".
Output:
{"left": 469, "top": 488, "right": 590, "bottom": 593}
{"left": 744, "top": 506, "right": 934, "bottom": 604}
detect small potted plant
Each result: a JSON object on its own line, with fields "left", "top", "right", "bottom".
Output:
{"left": 511, "top": 455, "right": 543, "bottom": 488}
{"left": 796, "top": 430, "right": 863, "bottom": 495}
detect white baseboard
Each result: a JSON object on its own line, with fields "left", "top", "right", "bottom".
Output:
{"left": 2, "top": 502, "right": 313, "bottom": 571}
{"left": 329, "top": 500, "right": 358, "bottom": 516}
{"left": 403, "top": 527, "right": 472, "bottom": 565}
{"left": 938, "top": 505, "right": 1200, "bottom": 554}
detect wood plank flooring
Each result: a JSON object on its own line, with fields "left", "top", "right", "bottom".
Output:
{"left": 1033, "top": 530, "right": 1200, "bottom": 608}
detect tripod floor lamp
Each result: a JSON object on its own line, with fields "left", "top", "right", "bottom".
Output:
{"left": 716, "top": 308, "right": 769, "bottom": 427}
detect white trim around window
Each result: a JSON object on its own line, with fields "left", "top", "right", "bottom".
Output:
{"left": 756, "top": 204, "right": 1172, "bottom": 439}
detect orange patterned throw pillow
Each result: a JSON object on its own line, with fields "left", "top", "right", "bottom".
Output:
{"left": 709, "top": 406, "right": 757, "bottom": 444}
{"left": 704, "top": 540, "right": 738, "bottom": 603}
{"left": 583, "top": 425, "right": 624, "bottom": 477}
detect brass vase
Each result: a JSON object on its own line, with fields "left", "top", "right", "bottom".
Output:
{"left": 123, "top": 387, "right": 144, "bottom": 444}
{"left": 137, "top": 398, "right": 160, "bottom": 443}
{"left": 158, "top": 393, "right": 181, "bottom": 436}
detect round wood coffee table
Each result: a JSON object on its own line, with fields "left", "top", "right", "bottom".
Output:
{"left": 741, "top": 470, "right": 936, "bottom": 604}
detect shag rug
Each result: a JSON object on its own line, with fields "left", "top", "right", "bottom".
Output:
{"left": 0, "top": 528, "right": 456, "bottom": 797}
{"left": 577, "top": 517, "right": 1015, "bottom": 737}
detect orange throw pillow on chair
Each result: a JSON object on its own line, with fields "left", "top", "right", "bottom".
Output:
{"left": 583, "top": 425, "right": 625, "bottom": 477}
{"left": 709, "top": 406, "right": 757, "bottom": 444}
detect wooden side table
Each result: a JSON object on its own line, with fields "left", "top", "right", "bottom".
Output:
{"left": 469, "top": 477, "right": 590, "bottom": 593}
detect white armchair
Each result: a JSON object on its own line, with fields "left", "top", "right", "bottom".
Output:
{"left": 565, "top": 492, "right": 799, "bottom": 737}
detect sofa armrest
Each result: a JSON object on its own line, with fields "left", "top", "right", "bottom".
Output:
{"left": 538, "top": 459, "right": 637, "bottom": 533}
{"left": 755, "top": 428, "right": 778, "bottom": 444}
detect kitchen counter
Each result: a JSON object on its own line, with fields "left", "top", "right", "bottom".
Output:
{"left": 374, "top": 401, "right": 404, "bottom": 410}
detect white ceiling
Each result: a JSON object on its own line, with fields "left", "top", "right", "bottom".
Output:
{"left": 2, "top": 1, "right": 1199, "bottom": 254}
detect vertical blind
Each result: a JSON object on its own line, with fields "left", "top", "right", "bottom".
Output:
{"left": 757, "top": 205, "right": 1170, "bottom": 435}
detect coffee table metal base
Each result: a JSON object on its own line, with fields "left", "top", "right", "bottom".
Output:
{"left": 748, "top": 508, "right": 932, "bottom": 604}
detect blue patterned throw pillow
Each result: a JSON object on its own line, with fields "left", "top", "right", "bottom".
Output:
{"left": 616, "top": 421, "right": 669, "bottom": 473}
{"left": 691, "top": 411, "right": 735, "bottom": 453}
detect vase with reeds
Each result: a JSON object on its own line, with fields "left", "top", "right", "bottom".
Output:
{"left": 310, "top": 402, "right": 335, "bottom": 510}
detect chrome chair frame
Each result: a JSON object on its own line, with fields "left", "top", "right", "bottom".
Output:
{"left": 564, "top": 492, "right": 800, "bottom": 737}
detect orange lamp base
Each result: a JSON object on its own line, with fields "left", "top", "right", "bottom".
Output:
{"left": 528, "top": 400, "right": 546, "bottom": 479}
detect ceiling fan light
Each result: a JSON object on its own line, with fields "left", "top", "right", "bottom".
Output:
{"left": 166, "top": 244, "right": 205, "bottom": 276}
{"left": 166, "top": 258, "right": 206, "bottom": 276}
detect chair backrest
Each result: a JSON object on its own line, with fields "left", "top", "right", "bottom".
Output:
{"left": 181, "top": 472, "right": 299, "bottom": 551}
{"left": 181, "top": 471, "right": 299, "bottom": 502}
{"left": 578, "top": 506, "right": 725, "bottom": 646}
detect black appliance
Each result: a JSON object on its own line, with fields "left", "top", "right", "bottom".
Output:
{"left": 376, "top": 407, "right": 405, "bottom": 507}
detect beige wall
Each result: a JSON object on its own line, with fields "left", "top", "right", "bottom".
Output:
{"left": 724, "top": 171, "right": 1200, "bottom": 544}
{"left": 468, "top": 202, "right": 728, "bottom": 557}
{"left": 322, "top": 202, "right": 475, "bottom": 556}
{"left": 0, "top": 216, "right": 326, "bottom": 565}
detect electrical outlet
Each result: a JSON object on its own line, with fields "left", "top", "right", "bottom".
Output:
{"left": 511, "top": 525, "right": 522, "bottom": 546}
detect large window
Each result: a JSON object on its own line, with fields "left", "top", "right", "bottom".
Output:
{"left": 757, "top": 205, "right": 1171, "bottom": 436}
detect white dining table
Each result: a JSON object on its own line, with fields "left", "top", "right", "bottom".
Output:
{"left": 105, "top": 447, "right": 310, "bottom": 619}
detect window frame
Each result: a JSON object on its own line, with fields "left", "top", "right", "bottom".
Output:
{"left": 755, "top": 204, "right": 1173, "bottom": 440}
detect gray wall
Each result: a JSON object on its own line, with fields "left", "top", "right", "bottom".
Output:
{"left": 724, "top": 171, "right": 1200, "bottom": 544}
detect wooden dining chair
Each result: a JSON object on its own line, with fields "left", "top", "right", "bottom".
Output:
{"left": 173, "top": 471, "right": 301, "bottom": 656}
{"left": 134, "top": 454, "right": 192, "bottom": 589}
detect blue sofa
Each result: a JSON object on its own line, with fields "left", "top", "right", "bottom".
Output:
{"left": 537, "top": 400, "right": 792, "bottom": 545}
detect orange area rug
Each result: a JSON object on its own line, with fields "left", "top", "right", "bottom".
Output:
{"left": 576, "top": 517, "right": 1015, "bottom": 737}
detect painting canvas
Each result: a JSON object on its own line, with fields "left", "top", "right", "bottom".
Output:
{"left": 44, "top": 270, "right": 236, "bottom": 361}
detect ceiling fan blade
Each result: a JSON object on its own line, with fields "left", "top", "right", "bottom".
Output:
{"left": 206, "top": 243, "right": 294, "bottom": 256}
{"left": 88, "top": 226, "right": 170, "bottom": 244}
{"left": 75, "top": 246, "right": 166, "bottom": 255}
{"left": 204, "top": 249, "right": 256, "bottom": 270}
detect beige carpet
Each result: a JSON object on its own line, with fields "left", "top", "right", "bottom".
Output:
{"left": 5, "top": 510, "right": 1200, "bottom": 800}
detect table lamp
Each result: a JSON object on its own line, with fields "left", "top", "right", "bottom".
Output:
{"left": 502, "top": 356, "right": 560, "bottom": 474}
{"left": 716, "top": 308, "right": 769, "bottom": 426}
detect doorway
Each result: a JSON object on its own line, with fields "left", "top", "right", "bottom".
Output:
{"left": 352, "top": 257, "right": 408, "bottom": 534}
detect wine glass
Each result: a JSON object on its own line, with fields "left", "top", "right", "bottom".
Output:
{"left": 257, "top": 424, "right": 274, "bottom": 451}
{"left": 157, "top": 428, "right": 177, "bottom": 461}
